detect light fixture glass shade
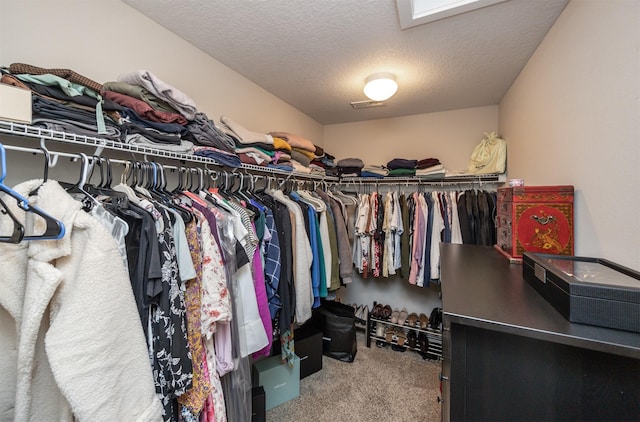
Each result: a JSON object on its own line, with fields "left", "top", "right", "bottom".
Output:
{"left": 363, "top": 73, "right": 398, "bottom": 101}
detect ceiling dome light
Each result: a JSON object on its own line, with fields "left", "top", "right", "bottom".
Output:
{"left": 363, "top": 73, "right": 398, "bottom": 101}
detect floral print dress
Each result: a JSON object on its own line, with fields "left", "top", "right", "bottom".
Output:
{"left": 150, "top": 207, "right": 193, "bottom": 421}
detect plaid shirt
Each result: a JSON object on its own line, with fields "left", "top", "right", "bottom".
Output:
{"left": 263, "top": 208, "right": 282, "bottom": 319}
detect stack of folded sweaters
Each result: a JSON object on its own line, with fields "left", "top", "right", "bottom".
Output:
{"left": 218, "top": 116, "right": 293, "bottom": 170}
{"left": 387, "top": 158, "right": 417, "bottom": 177}
{"left": 385, "top": 157, "right": 445, "bottom": 178}
{"left": 269, "top": 131, "right": 318, "bottom": 173}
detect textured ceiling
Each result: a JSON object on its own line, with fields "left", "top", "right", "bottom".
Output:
{"left": 122, "top": 0, "right": 568, "bottom": 125}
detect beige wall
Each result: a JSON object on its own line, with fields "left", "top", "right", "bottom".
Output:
{"left": 326, "top": 105, "right": 499, "bottom": 314}
{"left": 500, "top": 0, "right": 640, "bottom": 270}
{"left": 0, "top": 0, "right": 323, "bottom": 144}
{"left": 324, "top": 105, "right": 499, "bottom": 170}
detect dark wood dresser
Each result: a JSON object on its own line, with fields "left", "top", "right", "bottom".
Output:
{"left": 440, "top": 244, "right": 639, "bottom": 421}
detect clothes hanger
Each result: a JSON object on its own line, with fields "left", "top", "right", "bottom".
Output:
{"left": 151, "top": 162, "right": 193, "bottom": 224}
{"left": 0, "top": 194, "right": 25, "bottom": 243}
{"left": 62, "top": 153, "right": 102, "bottom": 212}
{"left": 0, "top": 143, "right": 65, "bottom": 241}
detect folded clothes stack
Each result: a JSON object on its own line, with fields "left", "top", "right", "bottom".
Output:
{"left": 217, "top": 116, "right": 285, "bottom": 169}
{"left": 387, "top": 158, "right": 417, "bottom": 177}
{"left": 269, "top": 131, "right": 319, "bottom": 172}
{"left": 336, "top": 157, "right": 364, "bottom": 177}
{"left": 113, "top": 69, "right": 199, "bottom": 152}
{"left": 415, "top": 157, "right": 445, "bottom": 178}
{"left": 2, "top": 63, "right": 122, "bottom": 139}
{"left": 2, "top": 62, "right": 346, "bottom": 174}
{"left": 361, "top": 164, "right": 389, "bottom": 178}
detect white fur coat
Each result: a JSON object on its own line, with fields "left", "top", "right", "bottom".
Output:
{"left": 0, "top": 180, "right": 162, "bottom": 421}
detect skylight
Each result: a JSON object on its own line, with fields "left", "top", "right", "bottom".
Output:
{"left": 396, "top": 0, "right": 509, "bottom": 29}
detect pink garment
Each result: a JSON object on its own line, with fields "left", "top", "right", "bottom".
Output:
{"left": 251, "top": 230, "right": 273, "bottom": 358}
{"left": 201, "top": 353, "right": 216, "bottom": 422}
{"left": 214, "top": 323, "right": 234, "bottom": 377}
{"left": 103, "top": 90, "right": 188, "bottom": 124}
{"left": 408, "top": 193, "right": 425, "bottom": 285}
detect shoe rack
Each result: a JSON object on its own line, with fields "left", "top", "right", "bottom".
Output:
{"left": 365, "top": 308, "right": 442, "bottom": 360}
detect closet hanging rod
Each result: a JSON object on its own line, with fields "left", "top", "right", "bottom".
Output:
{"left": 0, "top": 120, "right": 340, "bottom": 183}
{"left": 2, "top": 143, "right": 211, "bottom": 175}
{"left": 338, "top": 174, "right": 506, "bottom": 186}
{"left": 1, "top": 142, "right": 343, "bottom": 192}
{"left": 3, "top": 143, "right": 81, "bottom": 162}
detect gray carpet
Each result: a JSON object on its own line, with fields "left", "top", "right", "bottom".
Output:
{"left": 266, "top": 332, "right": 442, "bottom": 422}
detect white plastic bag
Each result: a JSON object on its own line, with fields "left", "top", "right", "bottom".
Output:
{"left": 468, "top": 132, "right": 507, "bottom": 174}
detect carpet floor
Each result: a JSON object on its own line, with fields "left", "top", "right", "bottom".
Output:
{"left": 265, "top": 331, "right": 442, "bottom": 422}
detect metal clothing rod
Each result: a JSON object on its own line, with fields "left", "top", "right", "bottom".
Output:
{"left": 338, "top": 174, "right": 505, "bottom": 186}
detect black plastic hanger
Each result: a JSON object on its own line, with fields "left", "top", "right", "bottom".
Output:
{"left": 0, "top": 194, "right": 25, "bottom": 243}
{"left": 0, "top": 144, "right": 65, "bottom": 241}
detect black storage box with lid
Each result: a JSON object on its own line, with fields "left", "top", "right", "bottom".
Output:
{"left": 251, "top": 386, "right": 265, "bottom": 422}
{"left": 522, "top": 252, "right": 640, "bottom": 332}
{"left": 293, "top": 325, "right": 323, "bottom": 379}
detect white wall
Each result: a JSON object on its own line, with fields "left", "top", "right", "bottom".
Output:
{"left": 0, "top": 0, "right": 323, "bottom": 144}
{"left": 327, "top": 106, "right": 499, "bottom": 315}
{"left": 324, "top": 105, "right": 499, "bottom": 170}
{"left": 500, "top": 0, "right": 640, "bottom": 270}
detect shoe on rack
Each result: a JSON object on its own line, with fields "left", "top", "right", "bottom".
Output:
{"left": 407, "top": 313, "right": 419, "bottom": 327}
{"left": 390, "top": 309, "right": 400, "bottom": 324}
{"left": 362, "top": 305, "right": 369, "bottom": 322}
{"left": 397, "top": 308, "right": 408, "bottom": 326}
{"left": 407, "top": 330, "right": 417, "bottom": 349}
{"left": 354, "top": 305, "right": 363, "bottom": 321}
{"left": 376, "top": 340, "right": 387, "bottom": 348}
{"left": 429, "top": 307, "right": 443, "bottom": 330}
{"left": 375, "top": 323, "right": 386, "bottom": 337}
{"left": 418, "top": 332, "right": 429, "bottom": 353}
{"left": 391, "top": 344, "right": 407, "bottom": 352}
{"left": 419, "top": 313, "right": 429, "bottom": 329}
{"left": 396, "top": 329, "right": 407, "bottom": 346}
{"left": 382, "top": 304, "right": 392, "bottom": 319}
{"left": 385, "top": 326, "right": 396, "bottom": 342}
{"left": 371, "top": 303, "right": 383, "bottom": 319}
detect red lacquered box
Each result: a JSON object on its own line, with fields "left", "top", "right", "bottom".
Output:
{"left": 496, "top": 185, "right": 574, "bottom": 262}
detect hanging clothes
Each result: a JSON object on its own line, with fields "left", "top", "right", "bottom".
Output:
{"left": 0, "top": 180, "right": 162, "bottom": 421}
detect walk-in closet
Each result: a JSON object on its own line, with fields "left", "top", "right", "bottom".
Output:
{"left": 1, "top": 1, "right": 638, "bottom": 421}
